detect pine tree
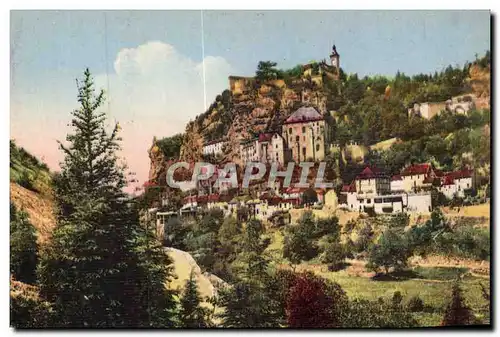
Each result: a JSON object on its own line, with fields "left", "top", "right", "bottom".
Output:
{"left": 10, "top": 203, "right": 38, "bottom": 285}
{"left": 37, "top": 69, "right": 177, "bottom": 327}
{"left": 441, "top": 281, "right": 475, "bottom": 326}
{"left": 179, "top": 270, "right": 208, "bottom": 328}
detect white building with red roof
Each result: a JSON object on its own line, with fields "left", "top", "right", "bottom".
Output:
{"left": 340, "top": 165, "right": 433, "bottom": 214}
{"left": 390, "top": 175, "right": 404, "bottom": 192}
{"left": 400, "top": 163, "right": 439, "bottom": 192}
{"left": 282, "top": 106, "right": 329, "bottom": 162}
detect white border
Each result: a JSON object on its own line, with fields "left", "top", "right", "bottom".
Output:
{"left": 3, "top": 1, "right": 498, "bottom": 336}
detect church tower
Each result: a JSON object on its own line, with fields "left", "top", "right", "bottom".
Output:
{"left": 330, "top": 44, "right": 340, "bottom": 79}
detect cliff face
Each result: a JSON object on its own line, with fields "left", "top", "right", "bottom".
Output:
{"left": 468, "top": 63, "right": 491, "bottom": 110}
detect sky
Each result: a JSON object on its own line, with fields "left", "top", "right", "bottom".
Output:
{"left": 10, "top": 10, "right": 491, "bottom": 192}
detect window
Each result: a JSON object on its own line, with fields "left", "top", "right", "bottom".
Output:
{"left": 316, "top": 144, "right": 320, "bottom": 151}
{"left": 367, "top": 199, "right": 371, "bottom": 204}
{"left": 295, "top": 136, "right": 300, "bottom": 142}
{"left": 302, "top": 126, "right": 306, "bottom": 133}
{"left": 289, "top": 128, "right": 292, "bottom": 134}
{"left": 302, "top": 147, "right": 306, "bottom": 157}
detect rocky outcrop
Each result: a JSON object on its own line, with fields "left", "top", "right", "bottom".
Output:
{"left": 468, "top": 64, "right": 490, "bottom": 110}
{"left": 147, "top": 137, "right": 167, "bottom": 184}
{"left": 165, "top": 247, "right": 229, "bottom": 299}
{"left": 178, "top": 76, "right": 331, "bottom": 165}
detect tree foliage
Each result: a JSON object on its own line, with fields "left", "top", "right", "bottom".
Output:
{"left": 286, "top": 272, "right": 348, "bottom": 328}
{"left": 179, "top": 270, "right": 209, "bottom": 328}
{"left": 441, "top": 281, "right": 476, "bottom": 326}
{"left": 37, "top": 69, "right": 177, "bottom": 327}
{"left": 10, "top": 203, "right": 38, "bottom": 285}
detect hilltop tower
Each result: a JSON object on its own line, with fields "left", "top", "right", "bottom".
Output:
{"left": 330, "top": 44, "right": 340, "bottom": 79}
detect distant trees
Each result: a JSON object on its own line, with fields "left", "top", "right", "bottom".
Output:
{"left": 366, "top": 228, "right": 411, "bottom": 274}
{"left": 283, "top": 212, "right": 318, "bottom": 266}
{"left": 343, "top": 296, "right": 417, "bottom": 328}
{"left": 255, "top": 61, "right": 281, "bottom": 82}
{"left": 156, "top": 133, "right": 183, "bottom": 159}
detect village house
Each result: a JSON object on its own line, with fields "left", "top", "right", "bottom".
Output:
{"left": 438, "top": 169, "right": 475, "bottom": 199}
{"left": 340, "top": 166, "right": 433, "bottom": 214}
{"left": 400, "top": 163, "right": 440, "bottom": 192}
{"left": 408, "top": 94, "right": 477, "bottom": 119}
{"left": 408, "top": 102, "right": 447, "bottom": 119}
{"left": 446, "top": 95, "right": 476, "bottom": 115}
{"left": 239, "top": 138, "right": 259, "bottom": 164}
{"left": 257, "top": 132, "right": 286, "bottom": 166}
{"left": 282, "top": 106, "right": 328, "bottom": 162}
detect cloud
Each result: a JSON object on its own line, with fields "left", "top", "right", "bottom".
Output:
{"left": 11, "top": 41, "right": 234, "bottom": 193}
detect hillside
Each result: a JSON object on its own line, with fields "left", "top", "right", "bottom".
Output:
{"left": 179, "top": 77, "right": 327, "bottom": 164}
{"left": 148, "top": 52, "right": 491, "bottom": 186}
{"left": 10, "top": 140, "right": 55, "bottom": 243}
{"left": 10, "top": 141, "right": 226, "bottom": 310}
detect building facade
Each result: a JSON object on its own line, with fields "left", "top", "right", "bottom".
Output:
{"left": 239, "top": 138, "right": 259, "bottom": 164}
{"left": 282, "top": 106, "right": 328, "bottom": 162}
{"left": 257, "top": 132, "right": 285, "bottom": 166}
{"left": 340, "top": 166, "right": 433, "bottom": 214}
{"left": 203, "top": 140, "right": 225, "bottom": 157}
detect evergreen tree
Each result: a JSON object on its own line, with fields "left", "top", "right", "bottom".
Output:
{"left": 179, "top": 270, "right": 208, "bottom": 328}
{"left": 10, "top": 203, "right": 38, "bottom": 285}
{"left": 37, "top": 69, "right": 176, "bottom": 327}
{"left": 441, "top": 281, "right": 475, "bottom": 326}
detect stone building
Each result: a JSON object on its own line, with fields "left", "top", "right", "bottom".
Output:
{"left": 239, "top": 138, "right": 259, "bottom": 164}
{"left": 407, "top": 102, "right": 447, "bottom": 119}
{"left": 257, "top": 132, "right": 285, "bottom": 166}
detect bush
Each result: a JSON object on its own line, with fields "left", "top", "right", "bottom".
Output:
{"left": 10, "top": 204, "right": 38, "bottom": 285}
{"left": 17, "top": 171, "right": 37, "bottom": 192}
{"left": 407, "top": 295, "right": 425, "bottom": 312}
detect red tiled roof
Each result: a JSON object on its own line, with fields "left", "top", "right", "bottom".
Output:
{"left": 356, "top": 166, "right": 386, "bottom": 180}
{"left": 391, "top": 175, "right": 402, "bottom": 181}
{"left": 434, "top": 169, "right": 444, "bottom": 177}
{"left": 284, "top": 187, "right": 306, "bottom": 194}
{"left": 401, "top": 163, "right": 432, "bottom": 176}
{"left": 422, "top": 177, "right": 434, "bottom": 184}
{"left": 284, "top": 106, "right": 323, "bottom": 124}
{"left": 442, "top": 176, "right": 455, "bottom": 186}
{"left": 207, "top": 194, "right": 220, "bottom": 202}
{"left": 143, "top": 180, "right": 158, "bottom": 187}
{"left": 258, "top": 133, "right": 273, "bottom": 142}
{"left": 183, "top": 196, "right": 197, "bottom": 204}
{"left": 342, "top": 182, "right": 356, "bottom": 192}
